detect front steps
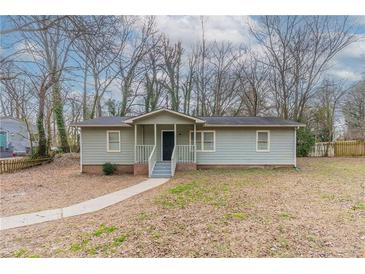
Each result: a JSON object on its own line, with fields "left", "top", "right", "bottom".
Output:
{"left": 151, "top": 161, "right": 171, "bottom": 178}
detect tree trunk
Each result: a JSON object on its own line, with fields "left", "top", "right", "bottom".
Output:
{"left": 46, "top": 107, "right": 53, "bottom": 153}
{"left": 52, "top": 79, "right": 70, "bottom": 152}
{"left": 37, "top": 85, "right": 48, "bottom": 157}
{"left": 82, "top": 59, "right": 88, "bottom": 120}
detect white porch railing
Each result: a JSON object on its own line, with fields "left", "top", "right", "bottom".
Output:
{"left": 136, "top": 145, "right": 154, "bottom": 163}
{"left": 176, "top": 145, "right": 196, "bottom": 163}
{"left": 171, "top": 146, "right": 177, "bottom": 176}
{"left": 148, "top": 145, "right": 157, "bottom": 177}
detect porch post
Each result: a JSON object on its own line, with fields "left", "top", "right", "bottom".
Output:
{"left": 134, "top": 124, "right": 137, "bottom": 163}
{"left": 194, "top": 123, "right": 197, "bottom": 163}
{"left": 174, "top": 124, "right": 177, "bottom": 146}
{"left": 154, "top": 124, "right": 157, "bottom": 146}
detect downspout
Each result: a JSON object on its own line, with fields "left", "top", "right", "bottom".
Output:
{"left": 294, "top": 126, "right": 298, "bottom": 168}
{"left": 80, "top": 128, "right": 83, "bottom": 173}
{"left": 194, "top": 124, "right": 197, "bottom": 163}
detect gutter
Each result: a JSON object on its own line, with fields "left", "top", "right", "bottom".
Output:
{"left": 203, "top": 124, "right": 306, "bottom": 128}
{"left": 69, "top": 124, "right": 132, "bottom": 128}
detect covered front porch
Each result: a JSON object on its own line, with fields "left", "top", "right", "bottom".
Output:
{"left": 134, "top": 124, "right": 197, "bottom": 177}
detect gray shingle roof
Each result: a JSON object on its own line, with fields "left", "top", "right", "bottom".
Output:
{"left": 72, "top": 115, "right": 304, "bottom": 127}
{"left": 71, "top": 116, "right": 133, "bottom": 127}
{"left": 199, "top": 116, "right": 304, "bottom": 126}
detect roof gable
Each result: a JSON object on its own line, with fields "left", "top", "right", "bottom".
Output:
{"left": 123, "top": 108, "right": 205, "bottom": 124}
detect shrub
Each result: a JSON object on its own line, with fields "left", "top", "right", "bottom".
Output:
{"left": 102, "top": 162, "right": 116, "bottom": 175}
{"left": 296, "top": 127, "right": 315, "bottom": 157}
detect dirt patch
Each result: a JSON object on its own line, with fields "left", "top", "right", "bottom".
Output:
{"left": 0, "top": 157, "right": 364, "bottom": 258}
{"left": 0, "top": 153, "right": 146, "bottom": 216}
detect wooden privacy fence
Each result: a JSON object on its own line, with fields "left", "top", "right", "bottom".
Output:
{"left": 309, "top": 140, "right": 365, "bottom": 157}
{"left": 0, "top": 157, "right": 53, "bottom": 174}
{"left": 334, "top": 140, "right": 365, "bottom": 156}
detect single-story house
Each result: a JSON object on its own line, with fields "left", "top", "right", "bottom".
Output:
{"left": 0, "top": 117, "right": 34, "bottom": 157}
{"left": 71, "top": 108, "right": 305, "bottom": 177}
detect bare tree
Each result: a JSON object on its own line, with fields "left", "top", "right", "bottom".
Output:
{"left": 193, "top": 16, "right": 210, "bottom": 116}
{"left": 142, "top": 36, "right": 165, "bottom": 112}
{"left": 72, "top": 16, "right": 130, "bottom": 119}
{"left": 1, "top": 15, "right": 363, "bottom": 155}
{"left": 11, "top": 16, "right": 75, "bottom": 152}
{"left": 0, "top": 65, "right": 37, "bottom": 152}
{"left": 343, "top": 80, "right": 365, "bottom": 139}
{"left": 309, "top": 80, "right": 350, "bottom": 143}
{"left": 181, "top": 52, "right": 197, "bottom": 114}
{"left": 159, "top": 36, "right": 183, "bottom": 111}
{"left": 0, "top": 16, "right": 67, "bottom": 35}
{"left": 117, "top": 16, "right": 157, "bottom": 116}
{"left": 206, "top": 42, "right": 240, "bottom": 116}
{"left": 34, "top": 73, "right": 54, "bottom": 157}
{"left": 250, "top": 16, "right": 357, "bottom": 121}
{"left": 235, "top": 52, "right": 270, "bottom": 116}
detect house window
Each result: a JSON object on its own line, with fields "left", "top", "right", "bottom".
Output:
{"left": 190, "top": 130, "right": 215, "bottom": 152}
{"left": 107, "top": 130, "right": 120, "bottom": 152}
{"left": 256, "top": 130, "right": 270, "bottom": 152}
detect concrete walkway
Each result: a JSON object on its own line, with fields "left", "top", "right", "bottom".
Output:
{"left": 0, "top": 178, "right": 169, "bottom": 231}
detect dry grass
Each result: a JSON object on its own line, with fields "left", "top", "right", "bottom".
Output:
{"left": 0, "top": 153, "right": 146, "bottom": 216}
{"left": 0, "top": 157, "right": 364, "bottom": 258}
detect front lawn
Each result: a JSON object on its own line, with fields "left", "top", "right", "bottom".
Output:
{"left": 0, "top": 154, "right": 146, "bottom": 216}
{"left": 1, "top": 157, "right": 364, "bottom": 257}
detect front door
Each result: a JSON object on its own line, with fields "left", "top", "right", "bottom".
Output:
{"left": 162, "top": 131, "right": 174, "bottom": 161}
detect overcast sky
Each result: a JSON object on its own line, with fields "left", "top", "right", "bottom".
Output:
{"left": 156, "top": 16, "right": 365, "bottom": 82}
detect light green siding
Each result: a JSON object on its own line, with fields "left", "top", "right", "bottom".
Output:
{"left": 194, "top": 127, "right": 295, "bottom": 165}
{"left": 81, "top": 127, "right": 134, "bottom": 164}
{"left": 81, "top": 125, "right": 295, "bottom": 165}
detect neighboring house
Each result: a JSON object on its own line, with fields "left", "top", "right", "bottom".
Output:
{"left": 72, "top": 108, "right": 305, "bottom": 177}
{"left": 0, "top": 117, "right": 34, "bottom": 157}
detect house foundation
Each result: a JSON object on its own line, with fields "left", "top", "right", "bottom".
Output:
{"left": 133, "top": 163, "right": 148, "bottom": 176}
{"left": 176, "top": 163, "right": 197, "bottom": 171}
{"left": 82, "top": 164, "right": 134, "bottom": 175}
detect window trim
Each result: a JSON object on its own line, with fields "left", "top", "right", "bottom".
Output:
{"left": 256, "top": 130, "right": 270, "bottom": 152}
{"left": 189, "top": 130, "right": 216, "bottom": 152}
{"left": 106, "top": 130, "right": 121, "bottom": 152}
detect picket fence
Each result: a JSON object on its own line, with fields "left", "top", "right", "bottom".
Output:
{"left": 0, "top": 157, "right": 53, "bottom": 174}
